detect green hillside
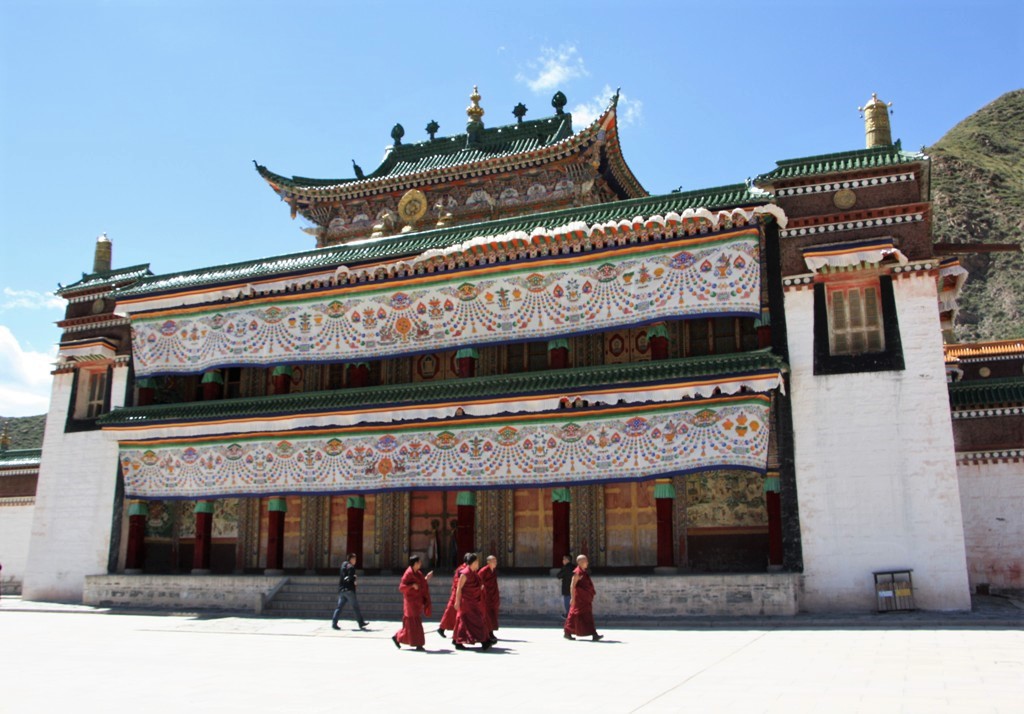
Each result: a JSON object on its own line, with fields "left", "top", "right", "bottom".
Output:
{"left": 1, "top": 414, "right": 47, "bottom": 450}
{"left": 928, "top": 89, "right": 1024, "bottom": 341}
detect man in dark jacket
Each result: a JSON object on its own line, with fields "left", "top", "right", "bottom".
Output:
{"left": 331, "top": 553, "right": 369, "bottom": 630}
{"left": 556, "top": 553, "right": 573, "bottom": 617}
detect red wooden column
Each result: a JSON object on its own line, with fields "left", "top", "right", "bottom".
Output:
{"left": 648, "top": 323, "right": 670, "bottom": 361}
{"left": 548, "top": 339, "right": 569, "bottom": 370}
{"left": 756, "top": 310, "right": 772, "bottom": 349}
{"left": 266, "top": 497, "right": 287, "bottom": 573}
{"left": 765, "top": 472, "right": 783, "bottom": 569}
{"left": 456, "top": 491, "right": 476, "bottom": 556}
{"left": 192, "top": 500, "right": 215, "bottom": 574}
{"left": 347, "top": 362, "right": 370, "bottom": 388}
{"left": 271, "top": 365, "right": 293, "bottom": 395}
{"left": 654, "top": 479, "right": 676, "bottom": 568}
{"left": 136, "top": 378, "right": 157, "bottom": 406}
{"left": 551, "top": 488, "right": 571, "bottom": 568}
{"left": 346, "top": 496, "right": 366, "bottom": 569}
{"left": 455, "top": 348, "right": 478, "bottom": 378}
{"left": 125, "top": 500, "right": 148, "bottom": 573}
{"left": 201, "top": 370, "right": 224, "bottom": 400}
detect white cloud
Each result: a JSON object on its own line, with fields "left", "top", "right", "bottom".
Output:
{"left": 571, "top": 85, "right": 644, "bottom": 128}
{"left": 0, "top": 325, "right": 55, "bottom": 417}
{"left": 517, "top": 45, "right": 589, "bottom": 93}
{"left": 1, "top": 287, "right": 64, "bottom": 312}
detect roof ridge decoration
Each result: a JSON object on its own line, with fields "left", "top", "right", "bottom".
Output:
{"left": 113, "top": 196, "right": 785, "bottom": 310}
{"left": 253, "top": 91, "right": 636, "bottom": 207}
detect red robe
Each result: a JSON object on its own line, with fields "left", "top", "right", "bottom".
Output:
{"left": 478, "top": 565, "right": 500, "bottom": 632}
{"left": 395, "top": 567, "right": 432, "bottom": 647}
{"left": 439, "top": 570, "right": 460, "bottom": 630}
{"left": 453, "top": 565, "right": 490, "bottom": 645}
{"left": 564, "top": 566, "right": 598, "bottom": 637}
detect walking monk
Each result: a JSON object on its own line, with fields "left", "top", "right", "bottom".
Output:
{"left": 564, "top": 554, "right": 603, "bottom": 641}
{"left": 392, "top": 555, "right": 433, "bottom": 651}
{"left": 478, "top": 554, "right": 500, "bottom": 640}
{"left": 436, "top": 567, "right": 461, "bottom": 638}
{"left": 453, "top": 553, "right": 492, "bottom": 651}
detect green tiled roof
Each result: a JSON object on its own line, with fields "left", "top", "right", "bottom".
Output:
{"left": 57, "top": 264, "right": 153, "bottom": 296}
{"left": 259, "top": 114, "right": 575, "bottom": 192}
{"left": 753, "top": 142, "right": 925, "bottom": 185}
{"left": 113, "top": 183, "right": 770, "bottom": 300}
{"left": 949, "top": 377, "right": 1024, "bottom": 409}
{"left": 0, "top": 448, "right": 42, "bottom": 467}
{"left": 98, "top": 349, "right": 785, "bottom": 427}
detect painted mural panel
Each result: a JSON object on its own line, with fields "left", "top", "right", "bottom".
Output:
{"left": 685, "top": 469, "right": 767, "bottom": 528}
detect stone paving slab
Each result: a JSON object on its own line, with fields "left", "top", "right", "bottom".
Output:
{"left": 2, "top": 603, "right": 1022, "bottom": 713}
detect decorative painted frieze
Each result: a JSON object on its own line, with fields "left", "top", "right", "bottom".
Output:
{"left": 119, "top": 395, "right": 771, "bottom": 499}
{"left": 129, "top": 227, "right": 762, "bottom": 376}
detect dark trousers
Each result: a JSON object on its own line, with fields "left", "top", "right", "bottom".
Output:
{"left": 332, "top": 590, "right": 364, "bottom": 625}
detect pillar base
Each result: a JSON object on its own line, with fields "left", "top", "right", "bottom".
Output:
{"left": 264, "top": 568, "right": 285, "bottom": 576}
{"left": 654, "top": 566, "right": 681, "bottom": 575}
{"left": 767, "top": 564, "right": 784, "bottom": 573}
{"left": 124, "top": 569, "right": 144, "bottom": 575}
{"left": 190, "top": 568, "right": 211, "bottom": 575}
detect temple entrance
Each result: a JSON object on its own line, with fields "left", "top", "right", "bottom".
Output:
{"left": 409, "top": 490, "right": 459, "bottom": 571}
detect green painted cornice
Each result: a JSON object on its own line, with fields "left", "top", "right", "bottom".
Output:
{"left": 99, "top": 349, "right": 785, "bottom": 428}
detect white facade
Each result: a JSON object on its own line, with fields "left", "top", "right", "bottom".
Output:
{"left": 0, "top": 500, "right": 35, "bottom": 593}
{"left": 22, "top": 365, "right": 128, "bottom": 603}
{"left": 786, "top": 271, "right": 972, "bottom": 612}
{"left": 957, "top": 459, "right": 1024, "bottom": 594}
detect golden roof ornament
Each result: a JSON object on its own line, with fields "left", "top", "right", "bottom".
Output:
{"left": 466, "top": 85, "right": 485, "bottom": 125}
{"left": 858, "top": 92, "right": 893, "bottom": 148}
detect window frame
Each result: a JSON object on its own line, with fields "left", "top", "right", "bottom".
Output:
{"left": 813, "top": 275, "right": 904, "bottom": 375}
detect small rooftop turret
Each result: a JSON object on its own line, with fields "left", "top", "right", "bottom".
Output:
{"left": 859, "top": 93, "right": 893, "bottom": 148}
{"left": 93, "top": 233, "right": 112, "bottom": 274}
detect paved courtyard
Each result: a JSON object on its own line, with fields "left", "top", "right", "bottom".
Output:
{"left": 2, "top": 600, "right": 1022, "bottom": 713}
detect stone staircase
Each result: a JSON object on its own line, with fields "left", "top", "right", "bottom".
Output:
{"left": 263, "top": 575, "right": 408, "bottom": 620}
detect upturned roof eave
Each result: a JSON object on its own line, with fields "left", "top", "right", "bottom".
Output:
{"left": 56, "top": 264, "right": 154, "bottom": 296}
{"left": 254, "top": 105, "right": 617, "bottom": 202}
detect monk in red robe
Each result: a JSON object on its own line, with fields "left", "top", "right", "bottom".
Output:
{"left": 478, "top": 554, "right": 500, "bottom": 639}
{"left": 453, "top": 553, "right": 492, "bottom": 650}
{"left": 392, "top": 555, "right": 433, "bottom": 651}
{"left": 436, "top": 568, "right": 461, "bottom": 638}
{"left": 564, "top": 554, "right": 603, "bottom": 641}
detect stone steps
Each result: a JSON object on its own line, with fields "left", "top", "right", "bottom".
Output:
{"left": 264, "top": 576, "right": 405, "bottom": 619}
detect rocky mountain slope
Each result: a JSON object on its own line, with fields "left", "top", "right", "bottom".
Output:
{"left": 928, "top": 89, "right": 1024, "bottom": 341}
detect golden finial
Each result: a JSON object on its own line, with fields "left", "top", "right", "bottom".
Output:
{"left": 466, "top": 85, "right": 485, "bottom": 125}
{"left": 858, "top": 92, "right": 893, "bottom": 148}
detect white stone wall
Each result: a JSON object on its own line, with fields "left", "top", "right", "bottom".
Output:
{"left": 0, "top": 499, "right": 35, "bottom": 594}
{"left": 786, "top": 275, "right": 971, "bottom": 611}
{"left": 22, "top": 366, "right": 129, "bottom": 603}
{"left": 957, "top": 460, "right": 1024, "bottom": 595}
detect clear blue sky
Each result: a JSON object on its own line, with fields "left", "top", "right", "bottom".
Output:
{"left": 1, "top": 0, "right": 1021, "bottom": 415}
